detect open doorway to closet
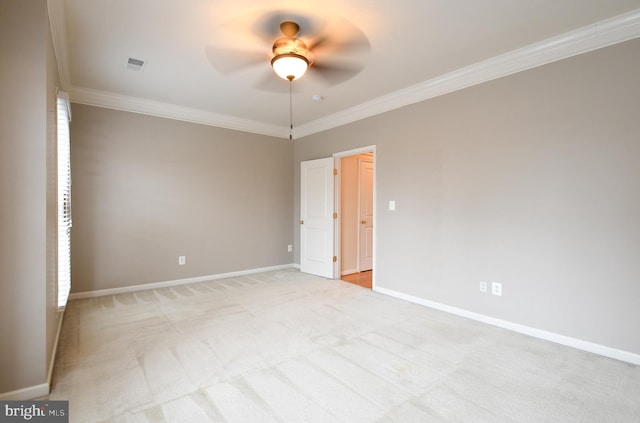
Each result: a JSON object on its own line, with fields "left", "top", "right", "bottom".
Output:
{"left": 338, "top": 149, "right": 374, "bottom": 289}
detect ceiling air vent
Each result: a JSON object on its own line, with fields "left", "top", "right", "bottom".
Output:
{"left": 125, "top": 57, "right": 145, "bottom": 72}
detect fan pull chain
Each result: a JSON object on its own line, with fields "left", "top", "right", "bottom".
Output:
{"left": 289, "top": 80, "right": 293, "bottom": 140}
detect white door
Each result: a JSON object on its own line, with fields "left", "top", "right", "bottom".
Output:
{"left": 300, "top": 157, "right": 335, "bottom": 278}
{"left": 358, "top": 158, "right": 374, "bottom": 271}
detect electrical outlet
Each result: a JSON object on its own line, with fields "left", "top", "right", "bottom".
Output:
{"left": 479, "top": 281, "right": 487, "bottom": 293}
{"left": 178, "top": 256, "right": 186, "bottom": 265}
{"left": 491, "top": 282, "right": 502, "bottom": 296}
{"left": 287, "top": 244, "right": 293, "bottom": 252}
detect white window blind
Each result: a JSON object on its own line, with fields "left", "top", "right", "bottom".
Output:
{"left": 57, "top": 92, "right": 72, "bottom": 310}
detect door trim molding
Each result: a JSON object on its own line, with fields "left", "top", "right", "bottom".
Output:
{"left": 334, "top": 146, "right": 377, "bottom": 288}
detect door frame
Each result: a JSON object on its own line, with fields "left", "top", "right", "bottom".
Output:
{"left": 333, "top": 145, "right": 376, "bottom": 289}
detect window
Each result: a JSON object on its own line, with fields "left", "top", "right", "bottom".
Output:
{"left": 57, "top": 91, "right": 72, "bottom": 310}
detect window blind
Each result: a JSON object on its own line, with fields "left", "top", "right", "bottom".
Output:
{"left": 57, "top": 92, "right": 72, "bottom": 310}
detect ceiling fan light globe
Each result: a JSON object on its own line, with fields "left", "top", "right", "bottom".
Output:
{"left": 271, "top": 54, "right": 309, "bottom": 81}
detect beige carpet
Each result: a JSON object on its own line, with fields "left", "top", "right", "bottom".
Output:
{"left": 49, "top": 268, "right": 640, "bottom": 422}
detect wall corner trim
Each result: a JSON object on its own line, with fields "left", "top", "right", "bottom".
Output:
{"left": 47, "top": 313, "right": 65, "bottom": 386}
{"left": 374, "top": 286, "right": 640, "bottom": 366}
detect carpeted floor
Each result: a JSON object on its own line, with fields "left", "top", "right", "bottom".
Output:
{"left": 48, "top": 268, "right": 640, "bottom": 422}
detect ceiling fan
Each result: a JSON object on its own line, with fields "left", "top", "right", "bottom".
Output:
{"left": 206, "top": 11, "right": 371, "bottom": 89}
{"left": 270, "top": 21, "right": 312, "bottom": 81}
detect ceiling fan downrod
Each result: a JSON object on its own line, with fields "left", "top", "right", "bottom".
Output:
{"left": 289, "top": 80, "right": 294, "bottom": 140}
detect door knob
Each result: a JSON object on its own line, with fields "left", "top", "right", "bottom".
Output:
{"left": 361, "top": 220, "right": 366, "bottom": 224}
{"left": 300, "top": 220, "right": 304, "bottom": 224}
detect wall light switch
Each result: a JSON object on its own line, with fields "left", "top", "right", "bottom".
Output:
{"left": 178, "top": 256, "right": 186, "bottom": 265}
{"left": 389, "top": 200, "right": 396, "bottom": 211}
{"left": 287, "top": 245, "right": 293, "bottom": 252}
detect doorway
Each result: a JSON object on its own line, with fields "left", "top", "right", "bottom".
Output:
{"left": 337, "top": 149, "right": 375, "bottom": 289}
{"left": 299, "top": 146, "right": 376, "bottom": 287}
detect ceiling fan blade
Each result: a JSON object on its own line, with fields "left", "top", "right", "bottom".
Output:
{"left": 307, "top": 35, "right": 330, "bottom": 51}
{"left": 311, "top": 61, "right": 365, "bottom": 86}
{"left": 205, "top": 46, "right": 266, "bottom": 74}
{"left": 311, "top": 37, "right": 371, "bottom": 58}
{"left": 311, "top": 40, "right": 371, "bottom": 55}
{"left": 308, "top": 18, "right": 370, "bottom": 57}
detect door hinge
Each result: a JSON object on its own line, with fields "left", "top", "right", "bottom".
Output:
{"left": 333, "top": 168, "right": 338, "bottom": 175}
{"left": 333, "top": 212, "right": 338, "bottom": 219}
{"left": 333, "top": 256, "right": 337, "bottom": 262}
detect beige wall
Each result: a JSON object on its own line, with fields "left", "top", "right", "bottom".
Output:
{"left": 70, "top": 105, "right": 294, "bottom": 293}
{"left": 295, "top": 39, "right": 640, "bottom": 355}
{"left": 0, "top": 0, "right": 61, "bottom": 396}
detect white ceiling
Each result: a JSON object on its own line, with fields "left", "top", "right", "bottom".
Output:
{"left": 49, "top": 0, "right": 640, "bottom": 138}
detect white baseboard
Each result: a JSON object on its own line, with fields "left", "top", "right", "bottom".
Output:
{"left": 374, "top": 286, "right": 640, "bottom": 366}
{"left": 0, "top": 309, "right": 66, "bottom": 400}
{"left": 0, "top": 384, "right": 49, "bottom": 401}
{"left": 69, "top": 264, "right": 297, "bottom": 300}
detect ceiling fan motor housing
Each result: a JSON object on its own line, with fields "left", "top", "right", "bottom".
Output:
{"left": 271, "top": 30, "right": 312, "bottom": 80}
{"left": 272, "top": 37, "right": 311, "bottom": 63}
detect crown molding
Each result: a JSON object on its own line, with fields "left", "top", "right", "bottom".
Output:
{"left": 68, "top": 86, "right": 288, "bottom": 138}
{"left": 295, "top": 8, "right": 640, "bottom": 139}
{"left": 48, "top": 5, "right": 640, "bottom": 139}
